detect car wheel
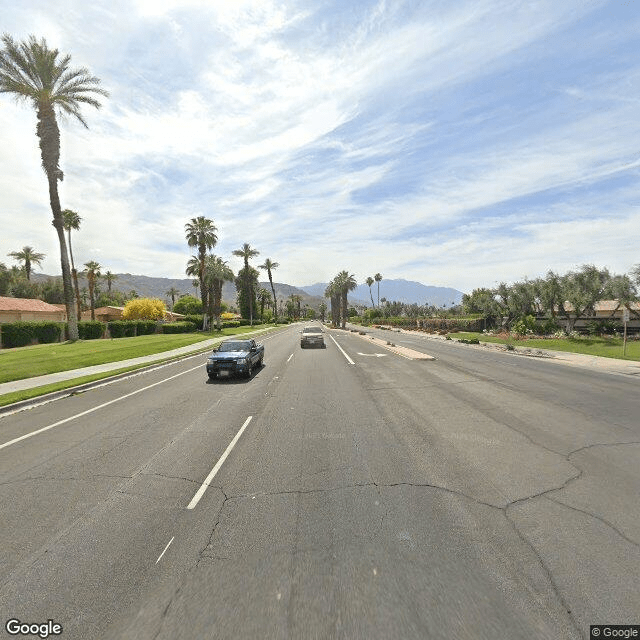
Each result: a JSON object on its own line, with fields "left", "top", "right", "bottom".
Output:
{"left": 208, "top": 373, "right": 217, "bottom": 380}
{"left": 246, "top": 363, "right": 253, "bottom": 378}
{"left": 259, "top": 357, "right": 264, "bottom": 367}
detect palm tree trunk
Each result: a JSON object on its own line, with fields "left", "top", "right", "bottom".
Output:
{"left": 269, "top": 273, "right": 277, "bottom": 322}
{"left": 67, "top": 229, "right": 82, "bottom": 321}
{"left": 49, "top": 177, "right": 79, "bottom": 340}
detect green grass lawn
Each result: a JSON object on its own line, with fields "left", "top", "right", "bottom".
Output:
{"left": 0, "top": 324, "right": 282, "bottom": 385}
{"left": 449, "top": 332, "right": 640, "bottom": 361}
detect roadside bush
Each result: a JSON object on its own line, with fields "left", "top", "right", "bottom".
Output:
{"left": 136, "top": 320, "right": 157, "bottom": 336}
{"left": 512, "top": 315, "right": 537, "bottom": 336}
{"left": 221, "top": 320, "right": 240, "bottom": 329}
{"left": 161, "top": 321, "right": 196, "bottom": 334}
{"left": 78, "top": 321, "right": 106, "bottom": 340}
{"left": 0, "top": 321, "right": 65, "bottom": 348}
{"left": 586, "top": 319, "right": 621, "bottom": 336}
{"left": 122, "top": 298, "right": 166, "bottom": 321}
{"left": 173, "top": 295, "right": 202, "bottom": 315}
{"left": 183, "top": 314, "right": 204, "bottom": 328}
{"left": 108, "top": 320, "right": 138, "bottom": 338}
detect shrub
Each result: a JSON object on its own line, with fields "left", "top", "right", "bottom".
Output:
{"left": 512, "top": 315, "right": 537, "bottom": 336}
{"left": 136, "top": 320, "right": 157, "bottom": 336}
{"left": 122, "top": 298, "right": 166, "bottom": 321}
{"left": 183, "top": 314, "right": 204, "bottom": 328}
{"left": 0, "top": 321, "right": 65, "bottom": 348}
{"left": 173, "top": 295, "right": 203, "bottom": 315}
{"left": 161, "top": 321, "right": 196, "bottom": 333}
{"left": 108, "top": 320, "right": 138, "bottom": 338}
{"left": 78, "top": 321, "right": 106, "bottom": 340}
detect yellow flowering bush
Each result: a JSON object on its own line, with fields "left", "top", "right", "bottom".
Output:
{"left": 122, "top": 298, "right": 167, "bottom": 321}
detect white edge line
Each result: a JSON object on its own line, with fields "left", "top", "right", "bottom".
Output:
{"left": 155, "top": 536, "right": 175, "bottom": 564}
{"left": 187, "top": 416, "right": 253, "bottom": 510}
{"left": 329, "top": 335, "right": 355, "bottom": 365}
{"left": 0, "top": 363, "right": 204, "bottom": 452}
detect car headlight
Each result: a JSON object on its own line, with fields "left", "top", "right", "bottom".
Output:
{"left": 237, "top": 358, "right": 247, "bottom": 364}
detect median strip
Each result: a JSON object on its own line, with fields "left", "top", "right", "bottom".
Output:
{"left": 353, "top": 332, "right": 435, "bottom": 360}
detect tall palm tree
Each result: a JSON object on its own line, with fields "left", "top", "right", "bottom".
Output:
{"left": 185, "top": 216, "right": 217, "bottom": 316}
{"left": 259, "top": 258, "right": 279, "bottom": 322}
{"left": 83, "top": 260, "right": 101, "bottom": 320}
{"left": 104, "top": 270, "right": 117, "bottom": 294}
{"left": 7, "top": 246, "right": 45, "bottom": 280}
{"left": 166, "top": 286, "right": 180, "bottom": 308}
{"left": 374, "top": 273, "right": 382, "bottom": 307}
{"left": 335, "top": 271, "right": 357, "bottom": 328}
{"left": 258, "top": 288, "right": 272, "bottom": 322}
{"left": 203, "top": 255, "right": 234, "bottom": 330}
{"left": 62, "top": 209, "right": 83, "bottom": 319}
{"left": 232, "top": 243, "right": 260, "bottom": 325}
{"left": 0, "top": 35, "right": 108, "bottom": 340}
{"left": 366, "top": 276, "right": 375, "bottom": 307}
{"left": 324, "top": 279, "right": 341, "bottom": 328}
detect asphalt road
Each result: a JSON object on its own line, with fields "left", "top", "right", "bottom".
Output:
{"left": 0, "top": 324, "right": 638, "bottom": 640}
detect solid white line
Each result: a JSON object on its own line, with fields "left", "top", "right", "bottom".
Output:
{"left": 0, "top": 364, "right": 203, "bottom": 452}
{"left": 187, "top": 416, "right": 253, "bottom": 510}
{"left": 155, "top": 536, "right": 175, "bottom": 564}
{"left": 329, "top": 335, "right": 355, "bottom": 365}
{"left": 287, "top": 353, "right": 294, "bottom": 363}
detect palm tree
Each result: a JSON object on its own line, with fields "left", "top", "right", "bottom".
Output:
{"left": 335, "top": 271, "right": 357, "bottom": 328}
{"left": 258, "top": 288, "right": 272, "bottom": 322}
{"left": 0, "top": 35, "right": 108, "bottom": 340}
{"left": 366, "top": 276, "right": 375, "bottom": 307}
{"left": 259, "top": 258, "right": 279, "bottom": 322}
{"left": 324, "top": 280, "right": 341, "bottom": 328}
{"left": 7, "top": 246, "right": 45, "bottom": 280}
{"left": 203, "top": 255, "right": 234, "bottom": 330}
{"left": 83, "top": 260, "right": 101, "bottom": 320}
{"left": 232, "top": 243, "right": 260, "bottom": 325}
{"left": 104, "top": 270, "right": 117, "bottom": 294}
{"left": 318, "top": 302, "right": 327, "bottom": 323}
{"left": 61, "top": 209, "right": 83, "bottom": 319}
{"left": 374, "top": 273, "right": 383, "bottom": 307}
{"left": 185, "top": 216, "right": 217, "bottom": 316}
{"left": 166, "top": 286, "right": 180, "bottom": 308}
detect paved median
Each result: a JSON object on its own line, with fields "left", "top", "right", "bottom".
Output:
{"left": 348, "top": 330, "right": 435, "bottom": 360}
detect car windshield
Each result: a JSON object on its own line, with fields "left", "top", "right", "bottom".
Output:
{"left": 303, "top": 327, "right": 322, "bottom": 334}
{"left": 218, "top": 341, "right": 250, "bottom": 352}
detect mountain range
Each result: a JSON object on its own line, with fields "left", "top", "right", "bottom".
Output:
{"left": 32, "top": 274, "right": 465, "bottom": 309}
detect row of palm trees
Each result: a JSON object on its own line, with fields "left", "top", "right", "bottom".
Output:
{"left": 325, "top": 271, "right": 358, "bottom": 328}
{"left": 184, "top": 216, "right": 281, "bottom": 329}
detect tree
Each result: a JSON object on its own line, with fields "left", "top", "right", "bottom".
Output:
{"left": 318, "top": 302, "right": 327, "bottom": 323}
{"left": 83, "top": 260, "right": 101, "bottom": 320}
{"left": 62, "top": 209, "right": 83, "bottom": 320}
{"left": 173, "top": 295, "right": 203, "bottom": 316}
{"left": 235, "top": 266, "right": 259, "bottom": 322}
{"left": 166, "top": 286, "right": 181, "bottom": 308}
{"left": 258, "top": 288, "right": 272, "bottom": 322}
{"left": 185, "top": 216, "right": 217, "bottom": 318}
{"left": 0, "top": 262, "right": 12, "bottom": 296}
{"left": 232, "top": 243, "right": 259, "bottom": 324}
{"left": 203, "top": 255, "right": 234, "bottom": 330}
{"left": 259, "top": 258, "right": 279, "bottom": 322}
{"left": 560, "top": 265, "right": 611, "bottom": 332}
{"left": 374, "top": 273, "right": 382, "bottom": 306}
{"left": 335, "top": 271, "right": 357, "bottom": 328}
{"left": 0, "top": 34, "right": 108, "bottom": 340}
{"left": 104, "top": 270, "right": 117, "bottom": 294}
{"left": 366, "top": 276, "right": 375, "bottom": 307}
{"left": 325, "top": 280, "right": 341, "bottom": 327}
{"left": 462, "top": 288, "right": 499, "bottom": 317}
{"left": 7, "top": 246, "right": 45, "bottom": 281}
{"left": 122, "top": 298, "right": 166, "bottom": 321}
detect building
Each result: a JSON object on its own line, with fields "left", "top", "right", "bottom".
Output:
{"left": 0, "top": 296, "right": 66, "bottom": 323}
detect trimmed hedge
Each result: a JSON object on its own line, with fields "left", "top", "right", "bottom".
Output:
{"left": 107, "top": 320, "right": 138, "bottom": 338}
{"left": 78, "top": 321, "right": 106, "bottom": 340}
{"left": 136, "top": 320, "right": 158, "bottom": 336}
{"left": 161, "top": 321, "right": 196, "bottom": 333}
{"left": 0, "top": 321, "right": 64, "bottom": 348}
{"left": 183, "top": 314, "right": 204, "bottom": 327}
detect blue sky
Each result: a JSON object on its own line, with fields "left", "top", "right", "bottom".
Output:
{"left": 1, "top": 0, "right": 638, "bottom": 293}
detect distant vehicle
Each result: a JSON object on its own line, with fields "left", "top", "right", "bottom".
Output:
{"left": 206, "top": 339, "right": 264, "bottom": 379}
{"left": 300, "top": 325, "right": 325, "bottom": 348}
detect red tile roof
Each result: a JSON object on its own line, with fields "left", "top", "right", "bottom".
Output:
{"left": 0, "top": 296, "right": 65, "bottom": 312}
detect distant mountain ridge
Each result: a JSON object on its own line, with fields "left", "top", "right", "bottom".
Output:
{"left": 301, "top": 278, "right": 465, "bottom": 307}
{"left": 33, "top": 273, "right": 325, "bottom": 309}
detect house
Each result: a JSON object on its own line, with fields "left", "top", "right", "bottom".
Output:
{"left": 0, "top": 296, "right": 67, "bottom": 323}
{"left": 593, "top": 300, "right": 640, "bottom": 319}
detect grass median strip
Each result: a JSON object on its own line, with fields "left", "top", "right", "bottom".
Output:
{"left": 448, "top": 332, "right": 640, "bottom": 361}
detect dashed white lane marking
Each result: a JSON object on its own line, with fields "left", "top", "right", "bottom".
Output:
{"left": 187, "top": 416, "right": 253, "bottom": 510}
{"left": 155, "top": 536, "right": 175, "bottom": 564}
{"left": 287, "top": 354, "right": 294, "bottom": 363}
{"left": 0, "top": 364, "right": 204, "bottom": 452}
{"left": 329, "top": 335, "right": 355, "bottom": 365}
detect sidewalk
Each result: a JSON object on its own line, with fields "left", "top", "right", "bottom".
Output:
{"left": 0, "top": 326, "right": 278, "bottom": 398}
